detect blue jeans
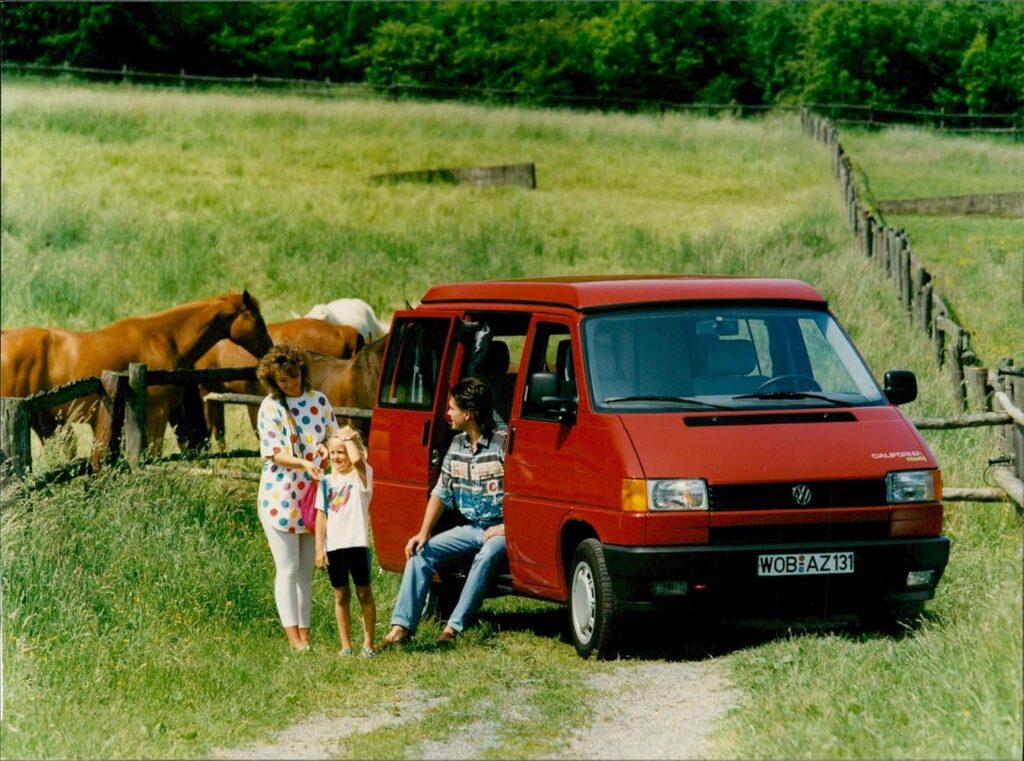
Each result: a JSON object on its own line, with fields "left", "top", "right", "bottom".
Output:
{"left": 390, "top": 524, "right": 507, "bottom": 634}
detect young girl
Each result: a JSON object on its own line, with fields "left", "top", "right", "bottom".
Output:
{"left": 314, "top": 427, "right": 377, "bottom": 657}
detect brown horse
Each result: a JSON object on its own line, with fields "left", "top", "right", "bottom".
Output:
{"left": 0, "top": 291, "right": 273, "bottom": 458}
{"left": 195, "top": 318, "right": 366, "bottom": 444}
{"left": 307, "top": 336, "right": 387, "bottom": 437}
{"left": 203, "top": 334, "right": 388, "bottom": 446}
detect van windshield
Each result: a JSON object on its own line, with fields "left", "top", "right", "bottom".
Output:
{"left": 582, "top": 305, "right": 885, "bottom": 411}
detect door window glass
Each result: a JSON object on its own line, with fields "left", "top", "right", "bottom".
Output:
{"left": 522, "top": 323, "right": 575, "bottom": 421}
{"left": 378, "top": 318, "right": 450, "bottom": 409}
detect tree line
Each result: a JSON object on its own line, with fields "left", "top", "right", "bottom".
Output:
{"left": 2, "top": 1, "right": 1021, "bottom": 115}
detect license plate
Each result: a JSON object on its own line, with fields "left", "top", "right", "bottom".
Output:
{"left": 757, "top": 552, "right": 855, "bottom": 576}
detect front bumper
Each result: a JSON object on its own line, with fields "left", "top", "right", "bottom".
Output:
{"left": 602, "top": 536, "right": 950, "bottom": 614}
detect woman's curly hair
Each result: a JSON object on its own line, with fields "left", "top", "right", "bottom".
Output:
{"left": 256, "top": 341, "right": 311, "bottom": 400}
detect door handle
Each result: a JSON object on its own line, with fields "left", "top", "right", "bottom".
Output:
{"left": 507, "top": 425, "right": 516, "bottom": 454}
{"left": 421, "top": 418, "right": 430, "bottom": 446}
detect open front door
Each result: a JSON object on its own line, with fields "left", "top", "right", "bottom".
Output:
{"left": 369, "top": 313, "right": 459, "bottom": 573}
{"left": 504, "top": 317, "right": 581, "bottom": 599}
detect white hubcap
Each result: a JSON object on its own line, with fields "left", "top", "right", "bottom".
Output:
{"left": 571, "top": 561, "right": 596, "bottom": 644}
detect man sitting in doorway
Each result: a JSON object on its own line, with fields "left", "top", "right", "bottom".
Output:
{"left": 378, "top": 377, "right": 507, "bottom": 648}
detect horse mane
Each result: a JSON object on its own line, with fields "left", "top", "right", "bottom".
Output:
{"left": 105, "top": 291, "right": 258, "bottom": 328}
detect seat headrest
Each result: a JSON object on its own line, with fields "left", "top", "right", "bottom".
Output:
{"left": 705, "top": 338, "right": 756, "bottom": 376}
{"left": 477, "top": 339, "right": 510, "bottom": 376}
{"left": 556, "top": 339, "right": 574, "bottom": 383}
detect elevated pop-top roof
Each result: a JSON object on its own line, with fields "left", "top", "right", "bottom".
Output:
{"left": 420, "top": 275, "right": 826, "bottom": 311}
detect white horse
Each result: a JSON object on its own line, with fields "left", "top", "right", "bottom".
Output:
{"left": 296, "top": 298, "right": 390, "bottom": 342}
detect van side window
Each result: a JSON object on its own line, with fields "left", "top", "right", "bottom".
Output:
{"left": 378, "top": 318, "right": 449, "bottom": 409}
{"left": 523, "top": 323, "right": 575, "bottom": 421}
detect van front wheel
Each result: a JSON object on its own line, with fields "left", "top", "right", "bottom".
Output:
{"left": 569, "top": 539, "right": 621, "bottom": 659}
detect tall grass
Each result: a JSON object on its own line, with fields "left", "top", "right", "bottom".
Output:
{"left": 0, "top": 469, "right": 590, "bottom": 759}
{"left": 2, "top": 82, "right": 831, "bottom": 329}
{"left": 1, "top": 81, "right": 1020, "bottom": 759}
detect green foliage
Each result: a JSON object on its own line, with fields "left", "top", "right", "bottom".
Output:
{"left": 3, "top": 1, "right": 1021, "bottom": 113}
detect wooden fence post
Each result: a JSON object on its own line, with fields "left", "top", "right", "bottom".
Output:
{"left": 861, "top": 208, "right": 874, "bottom": 258}
{"left": 903, "top": 244, "right": 914, "bottom": 316}
{"left": 0, "top": 398, "right": 32, "bottom": 478}
{"left": 1013, "top": 378, "right": 1024, "bottom": 484}
{"left": 125, "top": 363, "right": 148, "bottom": 466}
{"left": 965, "top": 367, "right": 990, "bottom": 412}
{"left": 947, "top": 324, "right": 967, "bottom": 411}
{"left": 92, "top": 371, "right": 128, "bottom": 472}
{"left": 932, "top": 302, "right": 945, "bottom": 368}
{"left": 918, "top": 276, "right": 933, "bottom": 334}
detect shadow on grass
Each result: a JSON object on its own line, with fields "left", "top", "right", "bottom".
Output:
{"left": 476, "top": 602, "right": 932, "bottom": 662}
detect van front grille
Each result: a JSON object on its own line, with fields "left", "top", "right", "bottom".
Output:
{"left": 708, "top": 479, "right": 887, "bottom": 511}
{"left": 709, "top": 522, "right": 889, "bottom": 545}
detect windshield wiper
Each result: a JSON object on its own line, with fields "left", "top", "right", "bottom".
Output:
{"left": 731, "top": 391, "right": 854, "bottom": 406}
{"left": 602, "top": 395, "right": 732, "bottom": 410}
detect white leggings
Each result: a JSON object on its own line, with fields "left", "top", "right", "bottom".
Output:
{"left": 261, "top": 520, "right": 315, "bottom": 628}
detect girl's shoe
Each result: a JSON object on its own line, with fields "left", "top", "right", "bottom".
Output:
{"left": 339, "top": 647, "right": 353, "bottom": 657}
{"left": 361, "top": 647, "right": 376, "bottom": 658}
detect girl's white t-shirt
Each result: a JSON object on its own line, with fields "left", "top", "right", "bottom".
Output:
{"left": 316, "top": 464, "right": 373, "bottom": 552}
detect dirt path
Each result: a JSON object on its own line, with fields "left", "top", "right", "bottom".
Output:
{"left": 559, "top": 660, "right": 741, "bottom": 760}
{"left": 212, "top": 660, "right": 739, "bottom": 760}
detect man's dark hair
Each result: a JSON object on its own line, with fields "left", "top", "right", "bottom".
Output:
{"left": 450, "top": 376, "right": 494, "bottom": 437}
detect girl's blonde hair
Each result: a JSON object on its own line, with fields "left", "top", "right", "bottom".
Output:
{"left": 329, "top": 426, "right": 367, "bottom": 462}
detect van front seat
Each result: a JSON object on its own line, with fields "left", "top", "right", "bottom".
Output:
{"left": 692, "top": 338, "right": 767, "bottom": 396}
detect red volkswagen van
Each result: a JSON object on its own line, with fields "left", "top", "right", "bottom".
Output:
{"left": 368, "top": 276, "right": 949, "bottom": 658}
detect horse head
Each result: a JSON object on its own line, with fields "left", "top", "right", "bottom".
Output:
{"left": 228, "top": 290, "right": 274, "bottom": 358}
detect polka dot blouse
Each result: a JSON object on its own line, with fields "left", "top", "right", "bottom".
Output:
{"left": 257, "top": 389, "right": 338, "bottom": 534}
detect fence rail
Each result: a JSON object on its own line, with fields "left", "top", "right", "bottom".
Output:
{"left": 3, "top": 61, "right": 1020, "bottom": 137}
{"left": 0, "top": 364, "right": 373, "bottom": 479}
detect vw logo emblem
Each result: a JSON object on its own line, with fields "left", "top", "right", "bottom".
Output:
{"left": 791, "top": 484, "right": 813, "bottom": 506}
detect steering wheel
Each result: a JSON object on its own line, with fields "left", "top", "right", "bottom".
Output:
{"left": 754, "top": 374, "right": 821, "bottom": 394}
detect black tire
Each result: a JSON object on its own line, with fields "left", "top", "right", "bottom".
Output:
{"left": 568, "top": 539, "right": 621, "bottom": 659}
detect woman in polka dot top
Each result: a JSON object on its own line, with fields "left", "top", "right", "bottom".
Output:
{"left": 255, "top": 341, "right": 338, "bottom": 651}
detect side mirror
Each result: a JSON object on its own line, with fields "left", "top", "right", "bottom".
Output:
{"left": 884, "top": 370, "right": 917, "bottom": 406}
{"left": 527, "top": 372, "right": 577, "bottom": 423}
{"left": 541, "top": 395, "right": 577, "bottom": 424}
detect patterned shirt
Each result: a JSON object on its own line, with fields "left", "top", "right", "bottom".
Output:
{"left": 256, "top": 389, "right": 337, "bottom": 534}
{"left": 431, "top": 430, "right": 507, "bottom": 528}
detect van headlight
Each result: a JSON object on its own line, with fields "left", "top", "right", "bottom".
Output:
{"left": 649, "top": 479, "right": 708, "bottom": 511}
{"left": 621, "top": 478, "right": 709, "bottom": 512}
{"left": 886, "top": 470, "right": 936, "bottom": 503}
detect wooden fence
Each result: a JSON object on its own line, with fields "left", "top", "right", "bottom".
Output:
{"left": 801, "top": 107, "right": 1023, "bottom": 507}
{"left": 0, "top": 364, "right": 372, "bottom": 483}
{"left": 369, "top": 162, "right": 536, "bottom": 189}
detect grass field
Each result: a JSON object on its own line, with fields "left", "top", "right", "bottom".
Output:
{"left": 1, "top": 80, "right": 1021, "bottom": 760}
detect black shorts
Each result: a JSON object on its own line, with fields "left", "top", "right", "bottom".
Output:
{"left": 325, "top": 546, "right": 372, "bottom": 589}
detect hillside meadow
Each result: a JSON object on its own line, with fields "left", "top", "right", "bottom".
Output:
{"left": 1, "top": 80, "right": 1021, "bottom": 760}
{"left": 841, "top": 127, "right": 1024, "bottom": 367}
